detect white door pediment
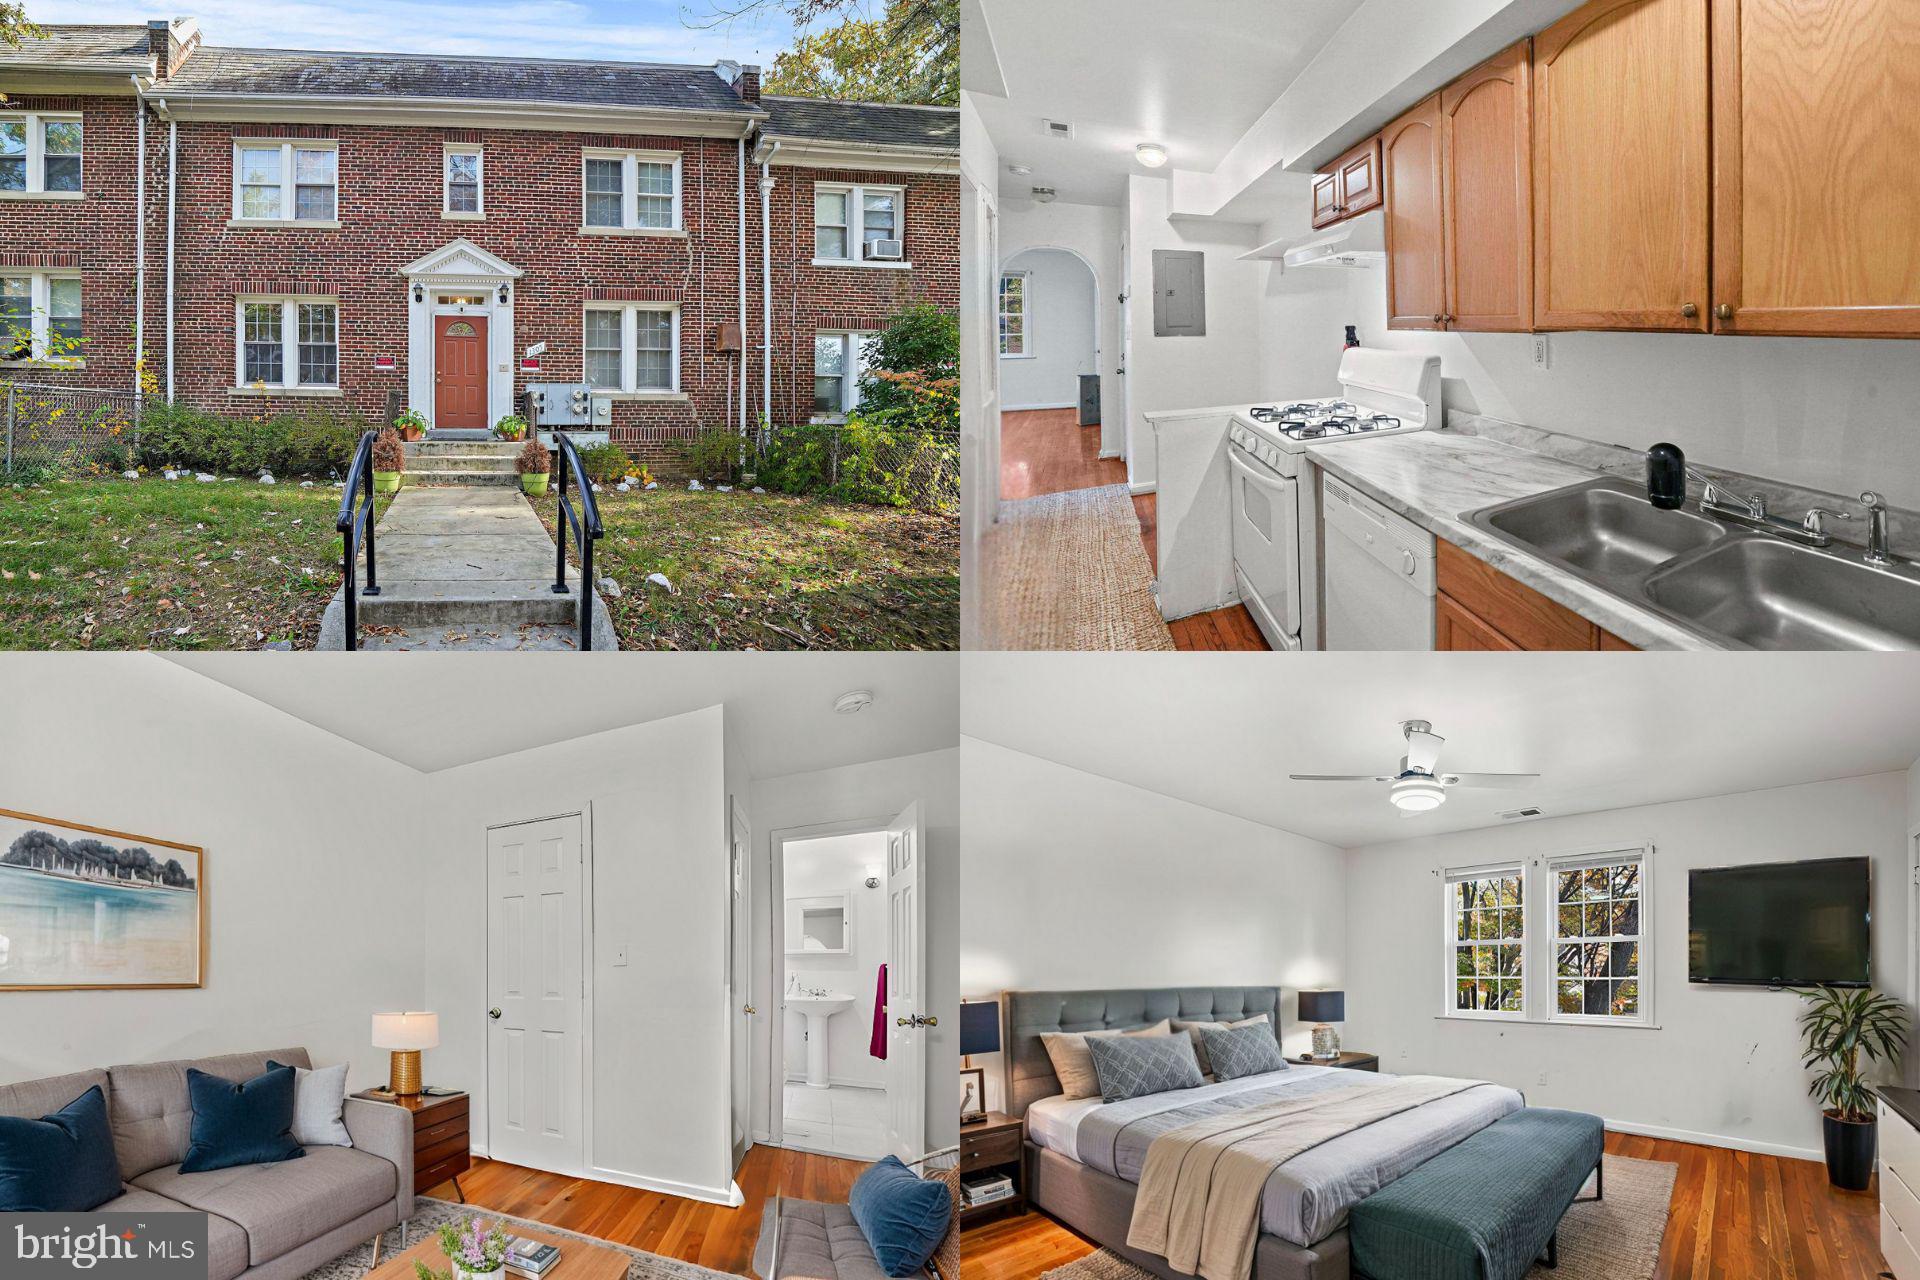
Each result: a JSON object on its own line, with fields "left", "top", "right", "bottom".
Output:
{"left": 402, "top": 237, "right": 524, "bottom": 282}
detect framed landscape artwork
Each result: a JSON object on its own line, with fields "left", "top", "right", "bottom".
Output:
{"left": 0, "top": 808, "right": 205, "bottom": 991}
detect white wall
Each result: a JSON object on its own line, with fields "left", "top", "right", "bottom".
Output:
{"left": 959, "top": 737, "right": 1348, "bottom": 1112}
{"left": 1000, "top": 248, "right": 1097, "bottom": 414}
{"left": 783, "top": 832, "right": 889, "bottom": 1088}
{"left": 1343, "top": 772, "right": 1910, "bottom": 1161}
{"left": 999, "top": 200, "right": 1124, "bottom": 451}
{"left": 749, "top": 748, "right": 960, "bottom": 1155}
{"left": 0, "top": 656, "right": 427, "bottom": 1091}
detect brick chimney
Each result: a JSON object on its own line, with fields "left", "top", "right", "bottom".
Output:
{"left": 146, "top": 18, "right": 201, "bottom": 80}
{"left": 734, "top": 64, "right": 760, "bottom": 104}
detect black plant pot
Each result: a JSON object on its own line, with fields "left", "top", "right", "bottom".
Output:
{"left": 1823, "top": 1111, "right": 1877, "bottom": 1191}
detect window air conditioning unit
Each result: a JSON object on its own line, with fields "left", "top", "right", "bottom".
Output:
{"left": 866, "top": 238, "right": 904, "bottom": 261}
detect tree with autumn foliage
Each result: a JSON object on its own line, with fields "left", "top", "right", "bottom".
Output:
{"left": 695, "top": 0, "right": 955, "bottom": 106}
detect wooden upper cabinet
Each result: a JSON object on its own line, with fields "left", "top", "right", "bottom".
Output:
{"left": 1711, "top": 0, "right": 1920, "bottom": 338}
{"left": 1312, "top": 136, "right": 1383, "bottom": 229}
{"left": 1532, "top": 0, "right": 1710, "bottom": 332}
{"left": 1384, "top": 95, "right": 1446, "bottom": 330}
{"left": 1442, "top": 41, "right": 1533, "bottom": 331}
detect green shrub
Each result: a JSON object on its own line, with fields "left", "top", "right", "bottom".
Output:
{"left": 575, "top": 441, "right": 632, "bottom": 484}
{"left": 678, "top": 428, "right": 743, "bottom": 483}
{"left": 857, "top": 303, "right": 958, "bottom": 415}
{"left": 134, "top": 400, "right": 368, "bottom": 476}
{"left": 758, "top": 414, "right": 956, "bottom": 510}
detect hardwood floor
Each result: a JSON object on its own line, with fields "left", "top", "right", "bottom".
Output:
{"left": 999, "top": 408, "right": 1268, "bottom": 652}
{"left": 959, "top": 1132, "right": 1885, "bottom": 1280}
{"left": 424, "top": 1145, "right": 865, "bottom": 1275}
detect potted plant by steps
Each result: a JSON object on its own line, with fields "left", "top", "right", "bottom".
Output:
{"left": 517, "top": 438, "right": 550, "bottom": 496}
{"left": 371, "top": 427, "right": 405, "bottom": 494}
{"left": 492, "top": 414, "right": 528, "bottom": 442}
{"left": 413, "top": 1216, "right": 509, "bottom": 1280}
{"left": 394, "top": 407, "right": 429, "bottom": 443}
{"left": 1798, "top": 984, "right": 1909, "bottom": 1190}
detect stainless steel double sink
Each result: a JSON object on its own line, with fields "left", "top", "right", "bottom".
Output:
{"left": 1466, "top": 476, "right": 1920, "bottom": 650}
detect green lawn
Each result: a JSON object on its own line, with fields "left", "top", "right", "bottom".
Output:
{"left": 529, "top": 485, "right": 958, "bottom": 650}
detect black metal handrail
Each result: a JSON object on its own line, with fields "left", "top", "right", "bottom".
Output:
{"left": 550, "top": 430, "right": 605, "bottom": 651}
{"left": 335, "top": 430, "right": 380, "bottom": 650}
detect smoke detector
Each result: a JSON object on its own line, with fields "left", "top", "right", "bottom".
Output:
{"left": 833, "top": 689, "right": 875, "bottom": 715}
{"left": 1043, "top": 119, "right": 1074, "bottom": 140}
{"left": 1030, "top": 186, "right": 1058, "bottom": 204}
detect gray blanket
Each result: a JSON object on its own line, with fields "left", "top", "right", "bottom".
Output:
{"left": 1075, "top": 1065, "right": 1522, "bottom": 1247}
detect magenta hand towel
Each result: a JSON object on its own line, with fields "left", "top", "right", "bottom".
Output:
{"left": 870, "top": 962, "right": 888, "bottom": 1060}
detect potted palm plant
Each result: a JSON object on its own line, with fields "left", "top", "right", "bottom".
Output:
{"left": 1798, "top": 984, "right": 1909, "bottom": 1190}
{"left": 371, "top": 427, "right": 405, "bottom": 494}
{"left": 516, "top": 438, "right": 550, "bottom": 496}
{"left": 492, "top": 414, "right": 528, "bottom": 442}
{"left": 394, "top": 408, "right": 429, "bottom": 443}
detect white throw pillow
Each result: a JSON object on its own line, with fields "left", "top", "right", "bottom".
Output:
{"left": 288, "top": 1061, "right": 353, "bottom": 1147}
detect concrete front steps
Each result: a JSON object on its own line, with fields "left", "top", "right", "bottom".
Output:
{"left": 403, "top": 438, "right": 522, "bottom": 487}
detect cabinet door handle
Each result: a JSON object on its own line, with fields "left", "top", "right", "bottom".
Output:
{"left": 1432, "top": 314, "right": 1445, "bottom": 325}
{"left": 1681, "top": 303, "right": 1699, "bottom": 319}
{"left": 1715, "top": 303, "right": 1733, "bottom": 321}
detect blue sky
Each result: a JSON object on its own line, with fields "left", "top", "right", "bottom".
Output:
{"left": 28, "top": 0, "right": 871, "bottom": 66}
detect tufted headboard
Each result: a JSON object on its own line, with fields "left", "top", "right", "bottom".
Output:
{"left": 1002, "top": 986, "right": 1285, "bottom": 1118}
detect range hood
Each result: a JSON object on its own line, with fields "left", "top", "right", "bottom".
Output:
{"left": 1239, "top": 210, "right": 1385, "bottom": 269}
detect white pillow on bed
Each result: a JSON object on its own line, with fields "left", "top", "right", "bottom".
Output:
{"left": 1039, "top": 1018, "right": 1171, "bottom": 1098}
{"left": 1172, "top": 1013, "right": 1269, "bottom": 1076}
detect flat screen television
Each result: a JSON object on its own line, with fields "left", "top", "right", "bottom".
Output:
{"left": 1688, "top": 856, "right": 1871, "bottom": 988}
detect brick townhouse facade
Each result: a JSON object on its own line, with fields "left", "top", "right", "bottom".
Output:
{"left": 0, "top": 19, "right": 958, "bottom": 464}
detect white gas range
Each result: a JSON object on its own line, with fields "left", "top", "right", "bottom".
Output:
{"left": 1227, "top": 348, "right": 1442, "bottom": 650}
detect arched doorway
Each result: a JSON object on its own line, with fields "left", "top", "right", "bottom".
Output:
{"left": 998, "top": 246, "right": 1103, "bottom": 501}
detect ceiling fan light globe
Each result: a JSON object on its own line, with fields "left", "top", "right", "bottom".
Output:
{"left": 1389, "top": 777, "right": 1447, "bottom": 812}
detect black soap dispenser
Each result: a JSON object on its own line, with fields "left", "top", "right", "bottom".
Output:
{"left": 1647, "top": 442, "right": 1686, "bottom": 509}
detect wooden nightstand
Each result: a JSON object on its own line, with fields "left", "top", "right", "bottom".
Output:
{"left": 959, "top": 1111, "right": 1025, "bottom": 1226}
{"left": 1294, "top": 1052, "right": 1379, "bottom": 1071}
{"left": 352, "top": 1090, "right": 471, "bottom": 1201}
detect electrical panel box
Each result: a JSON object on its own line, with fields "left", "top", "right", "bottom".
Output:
{"left": 527, "top": 382, "right": 595, "bottom": 426}
{"left": 591, "top": 394, "right": 612, "bottom": 427}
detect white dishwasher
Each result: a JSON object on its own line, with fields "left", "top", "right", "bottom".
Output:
{"left": 1321, "top": 473, "right": 1436, "bottom": 650}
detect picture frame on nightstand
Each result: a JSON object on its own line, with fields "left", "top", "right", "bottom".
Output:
{"left": 959, "top": 1066, "right": 987, "bottom": 1123}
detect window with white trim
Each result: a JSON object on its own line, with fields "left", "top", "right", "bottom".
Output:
{"left": 233, "top": 141, "right": 338, "bottom": 222}
{"left": 998, "top": 271, "right": 1029, "bottom": 357}
{"left": 813, "top": 331, "right": 874, "bottom": 419}
{"left": 813, "top": 183, "right": 905, "bottom": 264}
{"left": 582, "top": 304, "right": 679, "bottom": 392}
{"left": 1, "top": 272, "right": 81, "bottom": 362}
{"left": 444, "top": 145, "right": 482, "bottom": 216}
{"left": 1549, "top": 849, "right": 1646, "bottom": 1023}
{"left": 581, "top": 150, "right": 681, "bottom": 231}
{"left": 0, "top": 112, "right": 83, "bottom": 194}
{"left": 1446, "top": 865, "right": 1525, "bottom": 1017}
{"left": 236, "top": 298, "right": 338, "bottom": 389}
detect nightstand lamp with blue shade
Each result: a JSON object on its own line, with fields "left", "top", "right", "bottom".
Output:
{"left": 960, "top": 999, "right": 1000, "bottom": 1125}
{"left": 1299, "top": 990, "right": 1345, "bottom": 1061}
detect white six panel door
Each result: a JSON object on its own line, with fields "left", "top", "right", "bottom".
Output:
{"left": 885, "top": 800, "right": 927, "bottom": 1164}
{"left": 486, "top": 814, "right": 585, "bottom": 1176}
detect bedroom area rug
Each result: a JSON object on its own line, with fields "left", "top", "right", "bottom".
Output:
{"left": 1037, "top": 1154, "right": 1679, "bottom": 1280}
{"left": 979, "top": 485, "right": 1175, "bottom": 651}
{"left": 297, "top": 1197, "right": 740, "bottom": 1280}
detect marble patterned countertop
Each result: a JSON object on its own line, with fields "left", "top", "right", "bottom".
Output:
{"left": 1306, "top": 430, "right": 1722, "bottom": 651}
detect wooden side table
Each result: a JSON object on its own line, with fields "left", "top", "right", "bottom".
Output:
{"left": 1294, "top": 1052, "right": 1379, "bottom": 1072}
{"left": 960, "top": 1111, "right": 1025, "bottom": 1227}
{"left": 352, "top": 1090, "right": 472, "bottom": 1202}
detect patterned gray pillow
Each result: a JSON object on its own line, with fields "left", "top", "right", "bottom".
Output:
{"left": 1199, "top": 1023, "right": 1288, "bottom": 1082}
{"left": 1086, "top": 1030, "right": 1205, "bottom": 1102}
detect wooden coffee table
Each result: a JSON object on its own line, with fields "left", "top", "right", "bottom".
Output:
{"left": 368, "top": 1224, "right": 629, "bottom": 1280}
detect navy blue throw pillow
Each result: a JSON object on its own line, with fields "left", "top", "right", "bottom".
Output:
{"left": 848, "top": 1154, "right": 951, "bottom": 1277}
{"left": 0, "top": 1084, "right": 123, "bottom": 1211}
{"left": 178, "top": 1065, "right": 304, "bottom": 1174}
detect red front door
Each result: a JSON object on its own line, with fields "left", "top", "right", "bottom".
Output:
{"left": 434, "top": 314, "right": 488, "bottom": 428}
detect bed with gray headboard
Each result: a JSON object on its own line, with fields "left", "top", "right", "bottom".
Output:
{"left": 1000, "top": 986, "right": 1522, "bottom": 1280}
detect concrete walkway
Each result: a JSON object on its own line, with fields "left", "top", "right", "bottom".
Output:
{"left": 317, "top": 484, "right": 616, "bottom": 651}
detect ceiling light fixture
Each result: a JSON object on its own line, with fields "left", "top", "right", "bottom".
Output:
{"left": 1007, "top": 163, "right": 1032, "bottom": 176}
{"left": 833, "top": 689, "right": 875, "bottom": 715}
{"left": 1030, "top": 186, "right": 1057, "bottom": 204}
{"left": 1135, "top": 142, "right": 1169, "bottom": 168}
{"left": 1389, "top": 776, "right": 1447, "bottom": 812}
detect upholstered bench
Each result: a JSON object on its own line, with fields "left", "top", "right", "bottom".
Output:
{"left": 752, "top": 1161, "right": 958, "bottom": 1280}
{"left": 1348, "top": 1107, "right": 1605, "bottom": 1280}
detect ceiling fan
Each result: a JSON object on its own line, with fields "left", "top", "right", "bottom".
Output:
{"left": 1288, "top": 720, "right": 1539, "bottom": 813}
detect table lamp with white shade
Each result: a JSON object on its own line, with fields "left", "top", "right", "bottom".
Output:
{"left": 372, "top": 1011, "right": 439, "bottom": 1096}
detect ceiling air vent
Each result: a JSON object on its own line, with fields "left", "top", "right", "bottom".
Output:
{"left": 1030, "top": 186, "right": 1058, "bottom": 203}
{"left": 1496, "top": 806, "right": 1546, "bottom": 822}
{"left": 1043, "top": 119, "right": 1074, "bottom": 140}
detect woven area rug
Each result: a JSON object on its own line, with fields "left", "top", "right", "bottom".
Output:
{"left": 298, "top": 1197, "right": 741, "bottom": 1280}
{"left": 980, "top": 485, "right": 1175, "bottom": 651}
{"left": 1036, "top": 1154, "right": 1677, "bottom": 1280}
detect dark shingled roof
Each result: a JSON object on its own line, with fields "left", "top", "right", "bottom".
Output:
{"left": 762, "top": 96, "right": 958, "bottom": 151}
{"left": 0, "top": 24, "right": 153, "bottom": 72}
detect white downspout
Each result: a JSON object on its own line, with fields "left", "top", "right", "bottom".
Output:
{"left": 759, "top": 142, "right": 778, "bottom": 437}
{"left": 131, "top": 80, "right": 145, "bottom": 402}
{"left": 737, "top": 133, "right": 748, "bottom": 438}
{"left": 162, "top": 102, "right": 177, "bottom": 401}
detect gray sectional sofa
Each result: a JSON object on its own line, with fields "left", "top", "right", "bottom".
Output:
{"left": 0, "top": 1048, "right": 414, "bottom": 1280}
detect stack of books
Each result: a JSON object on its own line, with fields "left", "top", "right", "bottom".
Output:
{"left": 960, "top": 1171, "right": 1015, "bottom": 1208}
{"left": 504, "top": 1237, "right": 562, "bottom": 1278}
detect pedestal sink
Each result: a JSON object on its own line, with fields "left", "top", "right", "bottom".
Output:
{"left": 789, "top": 993, "right": 857, "bottom": 1088}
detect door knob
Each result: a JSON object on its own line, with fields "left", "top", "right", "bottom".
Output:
{"left": 920, "top": 1014, "right": 939, "bottom": 1027}
{"left": 896, "top": 1016, "right": 913, "bottom": 1027}
{"left": 1681, "top": 302, "right": 1699, "bottom": 319}
{"left": 743, "top": 1004, "right": 757, "bottom": 1015}
{"left": 488, "top": 1007, "right": 502, "bottom": 1019}
{"left": 1715, "top": 303, "right": 1733, "bottom": 321}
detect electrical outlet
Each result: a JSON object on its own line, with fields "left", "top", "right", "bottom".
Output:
{"left": 1531, "top": 334, "right": 1551, "bottom": 370}
{"left": 1536, "top": 1070, "right": 1548, "bottom": 1086}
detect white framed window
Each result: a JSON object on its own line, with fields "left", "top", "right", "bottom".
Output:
{"left": 580, "top": 149, "right": 681, "bottom": 232}
{"left": 1444, "top": 864, "right": 1526, "bottom": 1019}
{"left": 582, "top": 304, "right": 679, "bottom": 393}
{"left": 998, "top": 270, "right": 1029, "bottom": 357}
{"left": 813, "top": 183, "right": 906, "bottom": 265}
{"left": 0, "top": 272, "right": 82, "bottom": 363}
{"left": 443, "top": 145, "right": 483, "bottom": 217}
{"left": 1547, "top": 846, "right": 1650, "bottom": 1026}
{"left": 813, "top": 330, "right": 874, "bottom": 420}
{"left": 0, "top": 112, "right": 83, "bottom": 196}
{"left": 232, "top": 140, "right": 338, "bottom": 223}
{"left": 235, "top": 297, "right": 338, "bottom": 389}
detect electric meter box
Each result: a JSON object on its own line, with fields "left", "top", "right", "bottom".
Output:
{"left": 527, "top": 382, "right": 596, "bottom": 427}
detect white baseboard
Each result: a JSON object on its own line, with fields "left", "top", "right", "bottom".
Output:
{"left": 1603, "top": 1116, "right": 1820, "bottom": 1164}
{"left": 783, "top": 1072, "right": 887, "bottom": 1091}
{"left": 1129, "top": 480, "right": 1156, "bottom": 496}
{"left": 586, "top": 1164, "right": 745, "bottom": 1207}
{"left": 1003, "top": 401, "right": 1076, "bottom": 412}
{"left": 1099, "top": 449, "right": 1122, "bottom": 460}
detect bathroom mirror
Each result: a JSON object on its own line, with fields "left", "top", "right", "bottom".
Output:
{"left": 786, "top": 893, "right": 851, "bottom": 955}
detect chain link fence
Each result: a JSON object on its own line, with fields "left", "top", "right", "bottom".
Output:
{"left": 751, "top": 421, "right": 959, "bottom": 516}
{"left": 2, "top": 381, "right": 145, "bottom": 477}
